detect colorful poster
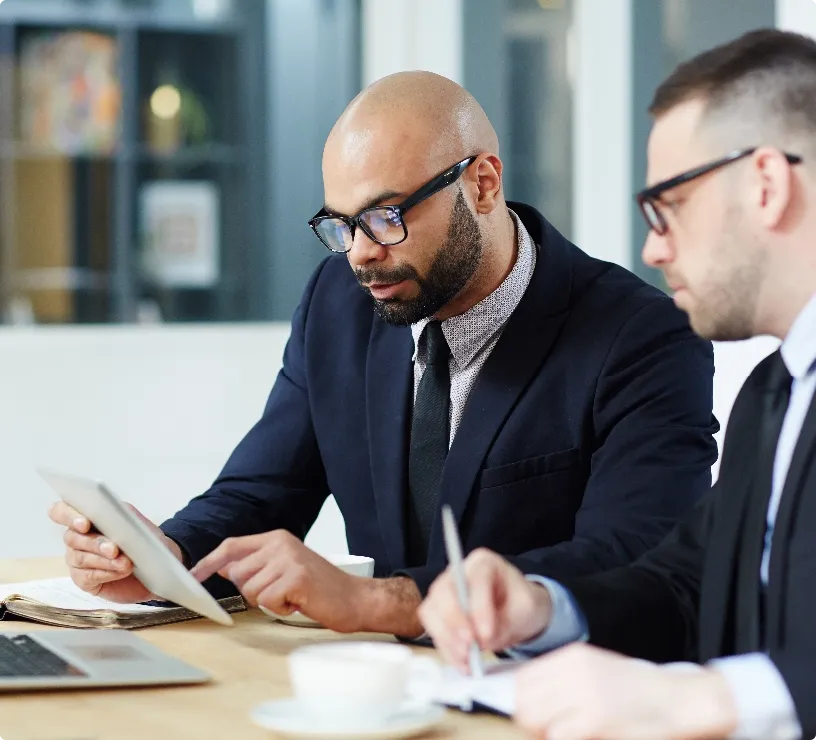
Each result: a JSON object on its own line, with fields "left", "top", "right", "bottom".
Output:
{"left": 18, "top": 30, "right": 121, "bottom": 154}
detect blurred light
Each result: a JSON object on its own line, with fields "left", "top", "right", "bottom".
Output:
{"left": 193, "top": 0, "right": 230, "bottom": 19}
{"left": 150, "top": 85, "right": 182, "bottom": 120}
{"left": 538, "top": 0, "right": 565, "bottom": 8}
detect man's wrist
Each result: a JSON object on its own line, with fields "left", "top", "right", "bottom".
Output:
{"left": 356, "top": 576, "right": 423, "bottom": 638}
{"left": 523, "top": 581, "right": 553, "bottom": 640}
{"left": 160, "top": 534, "right": 185, "bottom": 565}
{"left": 672, "top": 668, "right": 738, "bottom": 739}
{"left": 514, "top": 576, "right": 554, "bottom": 644}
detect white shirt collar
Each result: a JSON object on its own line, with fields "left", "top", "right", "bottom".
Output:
{"left": 781, "top": 291, "right": 816, "bottom": 380}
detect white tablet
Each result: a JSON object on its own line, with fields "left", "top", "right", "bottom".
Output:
{"left": 37, "top": 467, "right": 234, "bottom": 626}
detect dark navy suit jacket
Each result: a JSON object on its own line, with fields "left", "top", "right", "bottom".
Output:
{"left": 161, "top": 202, "right": 719, "bottom": 597}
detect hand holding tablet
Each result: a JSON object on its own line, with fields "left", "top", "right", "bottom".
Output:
{"left": 40, "top": 467, "right": 233, "bottom": 626}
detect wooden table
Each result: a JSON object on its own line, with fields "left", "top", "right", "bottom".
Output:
{"left": 0, "top": 558, "right": 524, "bottom": 740}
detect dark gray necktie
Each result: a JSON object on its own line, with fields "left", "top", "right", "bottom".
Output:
{"left": 406, "top": 321, "right": 451, "bottom": 566}
{"left": 735, "top": 352, "right": 792, "bottom": 652}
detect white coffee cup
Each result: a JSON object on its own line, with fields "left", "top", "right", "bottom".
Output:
{"left": 259, "top": 554, "right": 375, "bottom": 626}
{"left": 324, "top": 553, "right": 375, "bottom": 577}
{"left": 287, "top": 641, "right": 441, "bottom": 729}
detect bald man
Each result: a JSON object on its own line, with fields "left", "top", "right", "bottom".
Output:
{"left": 49, "top": 72, "right": 717, "bottom": 638}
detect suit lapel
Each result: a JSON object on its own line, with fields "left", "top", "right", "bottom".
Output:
{"left": 733, "top": 459, "right": 774, "bottom": 652}
{"left": 366, "top": 319, "right": 414, "bottom": 571}
{"left": 698, "top": 460, "right": 754, "bottom": 661}
{"left": 733, "top": 353, "right": 787, "bottom": 653}
{"left": 765, "top": 390, "right": 816, "bottom": 647}
{"left": 425, "top": 309, "right": 570, "bottom": 563}
{"left": 425, "top": 208, "right": 575, "bottom": 563}
{"left": 698, "top": 366, "right": 769, "bottom": 662}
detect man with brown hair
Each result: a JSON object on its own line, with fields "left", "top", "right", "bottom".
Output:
{"left": 420, "top": 28, "right": 816, "bottom": 740}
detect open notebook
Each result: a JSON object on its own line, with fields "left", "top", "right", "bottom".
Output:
{"left": 0, "top": 577, "right": 246, "bottom": 629}
{"left": 430, "top": 660, "right": 519, "bottom": 717}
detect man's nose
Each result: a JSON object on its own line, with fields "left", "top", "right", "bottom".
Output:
{"left": 347, "top": 227, "right": 388, "bottom": 269}
{"left": 642, "top": 229, "right": 673, "bottom": 269}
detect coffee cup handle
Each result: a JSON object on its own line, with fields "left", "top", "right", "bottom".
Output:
{"left": 404, "top": 656, "right": 443, "bottom": 708}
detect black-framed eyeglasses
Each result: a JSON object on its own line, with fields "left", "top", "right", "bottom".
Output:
{"left": 635, "top": 147, "right": 803, "bottom": 236}
{"left": 308, "top": 155, "right": 478, "bottom": 253}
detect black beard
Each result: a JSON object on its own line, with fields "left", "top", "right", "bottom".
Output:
{"left": 355, "top": 189, "right": 483, "bottom": 326}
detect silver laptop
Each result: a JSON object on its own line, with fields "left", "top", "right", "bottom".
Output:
{"left": 0, "top": 629, "right": 209, "bottom": 690}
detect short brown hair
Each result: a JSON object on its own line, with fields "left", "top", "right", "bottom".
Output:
{"left": 650, "top": 29, "right": 816, "bottom": 140}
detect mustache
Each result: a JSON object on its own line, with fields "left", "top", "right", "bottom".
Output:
{"left": 355, "top": 264, "right": 420, "bottom": 286}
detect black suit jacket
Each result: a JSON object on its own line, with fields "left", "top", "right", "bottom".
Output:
{"left": 559, "top": 351, "right": 816, "bottom": 736}
{"left": 161, "top": 202, "right": 718, "bottom": 597}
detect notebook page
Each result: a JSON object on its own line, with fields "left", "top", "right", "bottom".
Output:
{"left": 430, "top": 661, "right": 518, "bottom": 716}
{"left": 0, "top": 577, "right": 164, "bottom": 614}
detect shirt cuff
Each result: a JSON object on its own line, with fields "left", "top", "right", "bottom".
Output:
{"left": 708, "top": 653, "right": 801, "bottom": 740}
{"left": 504, "top": 575, "right": 589, "bottom": 659}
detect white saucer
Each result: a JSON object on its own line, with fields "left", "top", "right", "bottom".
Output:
{"left": 250, "top": 698, "right": 445, "bottom": 739}
{"left": 258, "top": 605, "right": 323, "bottom": 628}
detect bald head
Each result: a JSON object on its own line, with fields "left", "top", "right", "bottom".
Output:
{"left": 317, "top": 72, "right": 515, "bottom": 327}
{"left": 325, "top": 71, "right": 499, "bottom": 185}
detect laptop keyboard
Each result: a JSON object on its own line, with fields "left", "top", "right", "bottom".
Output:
{"left": 0, "top": 634, "right": 83, "bottom": 678}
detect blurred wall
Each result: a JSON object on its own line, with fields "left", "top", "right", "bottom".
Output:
{"left": 0, "top": 326, "right": 776, "bottom": 561}
{"left": 0, "top": 325, "right": 349, "bottom": 561}
{"left": 778, "top": 0, "right": 816, "bottom": 34}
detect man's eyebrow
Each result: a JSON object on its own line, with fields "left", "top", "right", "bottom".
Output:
{"left": 323, "top": 190, "right": 404, "bottom": 217}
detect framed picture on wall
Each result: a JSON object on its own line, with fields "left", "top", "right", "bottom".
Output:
{"left": 139, "top": 180, "right": 220, "bottom": 288}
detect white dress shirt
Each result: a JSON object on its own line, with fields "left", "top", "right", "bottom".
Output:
{"left": 511, "top": 291, "right": 816, "bottom": 740}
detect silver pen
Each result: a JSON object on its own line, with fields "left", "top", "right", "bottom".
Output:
{"left": 441, "top": 504, "right": 484, "bottom": 678}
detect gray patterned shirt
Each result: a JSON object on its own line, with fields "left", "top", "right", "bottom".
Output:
{"left": 411, "top": 210, "right": 537, "bottom": 447}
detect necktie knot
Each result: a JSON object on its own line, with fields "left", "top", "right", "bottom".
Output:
{"left": 424, "top": 321, "right": 450, "bottom": 366}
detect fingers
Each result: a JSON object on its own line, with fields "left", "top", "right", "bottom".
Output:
{"left": 65, "top": 548, "right": 132, "bottom": 575}
{"left": 513, "top": 647, "right": 602, "bottom": 739}
{"left": 468, "top": 553, "right": 502, "bottom": 648}
{"left": 63, "top": 528, "right": 121, "bottom": 561}
{"left": 48, "top": 501, "right": 91, "bottom": 533}
{"left": 52, "top": 500, "right": 123, "bottom": 559}
{"left": 73, "top": 569, "right": 132, "bottom": 594}
{"left": 515, "top": 686, "right": 587, "bottom": 740}
{"left": 419, "top": 569, "right": 475, "bottom": 672}
{"left": 55, "top": 505, "right": 133, "bottom": 594}
{"left": 190, "top": 536, "right": 261, "bottom": 582}
{"left": 63, "top": 530, "right": 132, "bottom": 594}
{"left": 191, "top": 531, "right": 299, "bottom": 583}
{"left": 222, "top": 550, "right": 269, "bottom": 592}
{"left": 514, "top": 659, "right": 562, "bottom": 739}
{"left": 68, "top": 557, "right": 136, "bottom": 593}
{"left": 242, "top": 565, "right": 287, "bottom": 607}
{"left": 420, "top": 549, "right": 523, "bottom": 671}
{"left": 255, "top": 569, "right": 301, "bottom": 614}
{"left": 468, "top": 551, "right": 544, "bottom": 650}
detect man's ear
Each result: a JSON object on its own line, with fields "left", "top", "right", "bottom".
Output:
{"left": 752, "top": 147, "right": 795, "bottom": 230}
{"left": 472, "top": 154, "right": 503, "bottom": 214}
